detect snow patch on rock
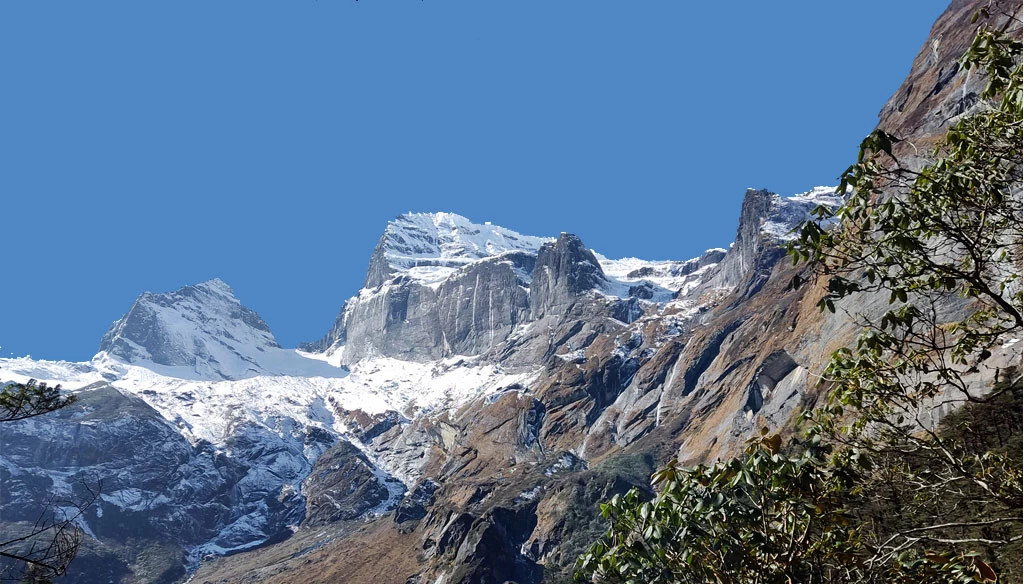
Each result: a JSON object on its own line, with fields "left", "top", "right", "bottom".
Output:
{"left": 761, "top": 186, "right": 844, "bottom": 241}
{"left": 377, "top": 213, "right": 552, "bottom": 286}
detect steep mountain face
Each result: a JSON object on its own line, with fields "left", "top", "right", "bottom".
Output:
{"left": 530, "top": 234, "right": 607, "bottom": 319}
{"left": 0, "top": 382, "right": 319, "bottom": 583}
{"left": 877, "top": 0, "right": 1000, "bottom": 149}
{"left": 1, "top": 3, "right": 1018, "bottom": 583}
{"left": 305, "top": 214, "right": 549, "bottom": 364}
{"left": 703, "top": 186, "right": 844, "bottom": 297}
{"left": 98, "top": 278, "right": 341, "bottom": 381}
{"left": 304, "top": 211, "right": 721, "bottom": 366}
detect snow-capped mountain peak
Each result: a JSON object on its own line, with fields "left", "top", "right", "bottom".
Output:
{"left": 98, "top": 278, "right": 344, "bottom": 381}
{"left": 191, "top": 276, "right": 235, "bottom": 296}
{"left": 364, "top": 212, "right": 553, "bottom": 287}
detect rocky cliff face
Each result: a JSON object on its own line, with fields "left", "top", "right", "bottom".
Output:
{"left": 308, "top": 214, "right": 693, "bottom": 366}
{"left": 306, "top": 214, "right": 550, "bottom": 364}
{"left": 702, "top": 186, "right": 844, "bottom": 298}
{"left": 0, "top": 383, "right": 324, "bottom": 583}
{"left": 530, "top": 234, "right": 608, "bottom": 319}
{"left": 877, "top": 0, "right": 1002, "bottom": 148}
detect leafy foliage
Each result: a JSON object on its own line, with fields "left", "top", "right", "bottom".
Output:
{"left": 790, "top": 26, "right": 1022, "bottom": 429}
{"left": 576, "top": 20, "right": 1022, "bottom": 584}
{"left": 576, "top": 432, "right": 864, "bottom": 584}
{"left": 785, "top": 21, "right": 1022, "bottom": 577}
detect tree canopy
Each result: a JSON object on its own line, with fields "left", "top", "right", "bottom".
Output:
{"left": 576, "top": 19, "right": 1022, "bottom": 584}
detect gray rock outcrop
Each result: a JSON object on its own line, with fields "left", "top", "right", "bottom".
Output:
{"left": 530, "top": 234, "right": 607, "bottom": 319}
{"left": 301, "top": 440, "right": 394, "bottom": 527}
{"left": 0, "top": 383, "right": 321, "bottom": 583}
{"left": 309, "top": 221, "right": 623, "bottom": 365}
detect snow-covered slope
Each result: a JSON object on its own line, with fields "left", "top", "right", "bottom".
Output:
{"left": 596, "top": 248, "right": 728, "bottom": 302}
{"left": 0, "top": 349, "right": 539, "bottom": 569}
{"left": 0, "top": 352, "right": 533, "bottom": 450}
{"left": 365, "top": 212, "right": 553, "bottom": 288}
{"left": 761, "top": 186, "right": 845, "bottom": 241}
{"left": 98, "top": 278, "right": 345, "bottom": 380}
{"left": 364, "top": 212, "right": 733, "bottom": 300}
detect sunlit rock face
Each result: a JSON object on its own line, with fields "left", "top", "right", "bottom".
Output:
{"left": 307, "top": 213, "right": 550, "bottom": 364}
{"left": 529, "top": 233, "right": 607, "bottom": 319}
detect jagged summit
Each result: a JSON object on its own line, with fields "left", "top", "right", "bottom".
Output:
{"left": 192, "top": 276, "right": 234, "bottom": 295}
{"left": 363, "top": 212, "right": 553, "bottom": 288}
{"left": 307, "top": 189, "right": 831, "bottom": 362}
{"left": 98, "top": 278, "right": 344, "bottom": 380}
{"left": 530, "top": 233, "right": 608, "bottom": 318}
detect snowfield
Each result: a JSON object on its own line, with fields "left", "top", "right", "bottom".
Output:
{"left": 376, "top": 212, "right": 553, "bottom": 287}
{"left": 0, "top": 348, "right": 540, "bottom": 562}
{"left": 0, "top": 352, "right": 539, "bottom": 450}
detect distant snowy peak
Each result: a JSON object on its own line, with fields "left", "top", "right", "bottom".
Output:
{"left": 98, "top": 278, "right": 344, "bottom": 381}
{"left": 364, "top": 212, "right": 553, "bottom": 288}
{"left": 762, "top": 186, "right": 845, "bottom": 241}
{"left": 597, "top": 248, "right": 727, "bottom": 284}
{"left": 596, "top": 248, "right": 728, "bottom": 303}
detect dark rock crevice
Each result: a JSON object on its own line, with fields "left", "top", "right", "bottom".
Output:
{"left": 744, "top": 350, "right": 799, "bottom": 413}
{"left": 680, "top": 318, "right": 745, "bottom": 397}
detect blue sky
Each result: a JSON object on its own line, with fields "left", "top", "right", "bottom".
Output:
{"left": 2, "top": 1, "right": 946, "bottom": 361}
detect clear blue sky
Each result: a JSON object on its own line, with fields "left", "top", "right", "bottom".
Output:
{"left": 2, "top": 1, "right": 947, "bottom": 361}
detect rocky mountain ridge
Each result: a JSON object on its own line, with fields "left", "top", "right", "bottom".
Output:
{"left": 2, "top": 3, "right": 1019, "bottom": 582}
{"left": 363, "top": 212, "right": 552, "bottom": 289}
{"left": 0, "top": 186, "right": 842, "bottom": 583}
{"left": 186, "top": 3, "right": 1021, "bottom": 581}
{"left": 304, "top": 188, "right": 837, "bottom": 367}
